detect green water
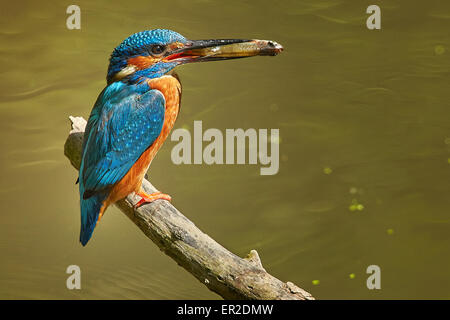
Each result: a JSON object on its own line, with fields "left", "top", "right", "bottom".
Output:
{"left": 0, "top": 0, "right": 449, "bottom": 299}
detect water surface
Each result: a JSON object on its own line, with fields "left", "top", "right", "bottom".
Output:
{"left": 0, "top": 0, "right": 449, "bottom": 299}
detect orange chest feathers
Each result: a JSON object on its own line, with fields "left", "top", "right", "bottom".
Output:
{"left": 134, "top": 74, "right": 182, "bottom": 175}
{"left": 147, "top": 74, "right": 182, "bottom": 147}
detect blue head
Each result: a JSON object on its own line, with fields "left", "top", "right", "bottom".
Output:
{"left": 107, "top": 29, "right": 187, "bottom": 84}
{"left": 107, "top": 29, "right": 284, "bottom": 84}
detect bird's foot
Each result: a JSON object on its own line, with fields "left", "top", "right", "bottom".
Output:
{"left": 134, "top": 191, "right": 172, "bottom": 209}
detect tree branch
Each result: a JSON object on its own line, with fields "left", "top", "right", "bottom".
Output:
{"left": 64, "top": 116, "right": 314, "bottom": 300}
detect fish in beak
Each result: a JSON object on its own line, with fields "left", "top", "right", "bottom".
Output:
{"left": 165, "top": 39, "right": 284, "bottom": 63}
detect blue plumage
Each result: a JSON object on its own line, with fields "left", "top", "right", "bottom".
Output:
{"left": 107, "top": 29, "right": 187, "bottom": 83}
{"left": 112, "top": 29, "right": 186, "bottom": 57}
{"left": 78, "top": 190, "right": 108, "bottom": 246}
{"left": 79, "top": 81, "right": 165, "bottom": 245}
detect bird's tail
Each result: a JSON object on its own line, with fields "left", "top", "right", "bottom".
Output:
{"left": 79, "top": 189, "right": 108, "bottom": 246}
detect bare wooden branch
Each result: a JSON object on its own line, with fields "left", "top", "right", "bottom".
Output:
{"left": 64, "top": 116, "right": 314, "bottom": 300}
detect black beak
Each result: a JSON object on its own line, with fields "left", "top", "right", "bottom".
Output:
{"left": 164, "top": 38, "right": 283, "bottom": 63}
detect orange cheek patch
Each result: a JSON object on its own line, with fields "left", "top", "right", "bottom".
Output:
{"left": 128, "top": 56, "right": 159, "bottom": 70}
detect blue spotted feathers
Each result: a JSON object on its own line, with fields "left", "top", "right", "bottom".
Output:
{"left": 79, "top": 81, "right": 165, "bottom": 245}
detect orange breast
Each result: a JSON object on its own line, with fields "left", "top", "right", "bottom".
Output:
{"left": 98, "top": 75, "right": 182, "bottom": 220}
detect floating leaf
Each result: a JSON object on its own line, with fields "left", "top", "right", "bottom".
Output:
{"left": 349, "top": 199, "right": 364, "bottom": 212}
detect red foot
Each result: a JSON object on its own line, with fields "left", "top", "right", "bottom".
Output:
{"left": 134, "top": 191, "right": 172, "bottom": 209}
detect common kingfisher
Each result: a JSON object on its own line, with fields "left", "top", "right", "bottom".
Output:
{"left": 78, "top": 29, "right": 283, "bottom": 246}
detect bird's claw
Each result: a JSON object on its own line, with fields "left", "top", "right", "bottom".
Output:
{"left": 134, "top": 191, "right": 172, "bottom": 209}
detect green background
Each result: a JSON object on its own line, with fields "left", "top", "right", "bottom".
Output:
{"left": 0, "top": 0, "right": 449, "bottom": 299}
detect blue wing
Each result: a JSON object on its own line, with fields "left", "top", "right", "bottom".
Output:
{"left": 79, "top": 81, "right": 165, "bottom": 245}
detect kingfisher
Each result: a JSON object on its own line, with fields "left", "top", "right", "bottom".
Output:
{"left": 78, "top": 29, "right": 283, "bottom": 246}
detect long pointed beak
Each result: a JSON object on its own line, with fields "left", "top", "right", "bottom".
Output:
{"left": 165, "top": 39, "right": 283, "bottom": 63}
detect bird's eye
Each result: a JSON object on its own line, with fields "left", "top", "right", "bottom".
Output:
{"left": 150, "top": 44, "right": 166, "bottom": 55}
